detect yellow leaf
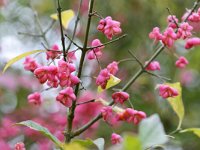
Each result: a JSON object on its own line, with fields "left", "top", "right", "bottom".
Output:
{"left": 166, "top": 82, "right": 184, "bottom": 130}
{"left": 123, "top": 134, "right": 142, "bottom": 150}
{"left": 97, "top": 86, "right": 104, "bottom": 93}
{"left": 2, "top": 50, "right": 46, "bottom": 73}
{"left": 181, "top": 128, "right": 200, "bottom": 137}
{"left": 98, "top": 75, "right": 121, "bottom": 93}
{"left": 50, "top": 9, "right": 75, "bottom": 29}
{"left": 62, "top": 143, "right": 87, "bottom": 150}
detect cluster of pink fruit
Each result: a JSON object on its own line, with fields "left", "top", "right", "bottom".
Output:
{"left": 11, "top": 2, "right": 200, "bottom": 149}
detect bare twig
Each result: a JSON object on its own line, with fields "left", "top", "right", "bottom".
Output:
{"left": 64, "top": 34, "right": 83, "bottom": 49}
{"left": 57, "top": 0, "right": 66, "bottom": 61}
{"left": 41, "top": 42, "right": 62, "bottom": 52}
{"left": 44, "top": 20, "right": 56, "bottom": 34}
{"left": 184, "top": 0, "right": 200, "bottom": 22}
{"left": 90, "top": 11, "right": 104, "bottom": 19}
{"left": 118, "top": 58, "right": 135, "bottom": 64}
{"left": 86, "top": 34, "right": 127, "bottom": 50}
{"left": 128, "top": 50, "right": 144, "bottom": 69}
{"left": 66, "top": 0, "right": 83, "bottom": 54}
{"left": 145, "top": 71, "right": 171, "bottom": 81}
{"left": 76, "top": 99, "right": 95, "bottom": 105}
{"left": 18, "top": 32, "right": 42, "bottom": 37}
{"left": 93, "top": 50, "right": 102, "bottom": 70}
{"left": 166, "top": 8, "right": 179, "bottom": 28}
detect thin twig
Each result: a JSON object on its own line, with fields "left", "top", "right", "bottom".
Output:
{"left": 44, "top": 20, "right": 56, "bottom": 34}
{"left": 57, "top": 0, "right": 67, "bottom": 61}
{"left": 93, "top": 50, "right": 102, "bottom": 70}
{"left": 184, "top": 0, "right": 200, "bottom": 22}
{"left": 76, "top": 99, "right": 95, "bottom": 105}
{"left": 40, "top": 87, "right": 53, "bottom": 93}
{"left": 86, "top": 34, "right": 127, "bottom": 50}
{"left": 19, "top": 3, "right": 55, "bottom": 48}
{"left": 65, "top": 34, "right": 83, "bottom": 49}
{"left": 34, "top": 11, "right": 50, "bottom": 47}
{"left": 145, "top": 71, "right": 171, "bottom": 81}
{"left": 18, "top": 32, "right": 42, "bottom": 37}
{"left": 41, "top": 42, "right": 62, "bottom": 52}
{"left": 90, "top": 11, "right": 104, "bottom": 19}
{"left": 26, "top": 3, "right": 51, "bottom": 47}
{"left": 47, "top": 54, "right": 61, "bottom": 66}
{"left": 128, "top": 50, "right": 144, "bottom": 69}
{"left": 166, "top": 8, "right": 179, "bottom": 28}
{"left": 80, "top": 81, "right": 86, "bottom": 91}
{"left": 118, "top": 58, "right": 135, "bottom": 64}
{"left": 128, "top": 99, "right": 134, "bottom": 109}
{"left": 66, "top": 0, "right": 83, "bottom": 54}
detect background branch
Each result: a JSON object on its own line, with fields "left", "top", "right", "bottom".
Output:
{"left": 66, "top": 0, "right": 83, "bottom": 54}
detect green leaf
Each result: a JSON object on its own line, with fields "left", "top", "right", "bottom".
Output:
{"left": 93, "top": 138, "right": 105, "bottom": 150}
{"left": 180, "top": 128, "right": 200, "bottom": 137}
{"left": 72, "top": 139, "right": 94, "bottom": 147}
{"left": 16, "top": 120, "right": 61, "bottom": 147}
{"left": 166, "top": 82, "right": 185, "bottom": 130}
{"left": 139, "top": 114, "right": 168, "bottom": 149}
{"left": 72, "top": 138, "right": 104, "bottom": 150}
{"left": 2, "top": 50, "right": 45, "bottom": 73}
{"left": 123, "top": 134, "right": 142, "bottom": 150}
{"left": 62, "top": 143, "right": 87, "bottom": 150}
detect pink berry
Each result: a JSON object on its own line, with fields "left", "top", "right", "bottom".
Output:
{"left": 107, "top": 61, "right": 119, "bottom": 75}
{"left": 96, "top": 69, "right": 111, "bottom": 89}
{"left": 112, "top": 91, "right": 129, "bottom": 104}
{"left": 46, "top": 44, "right": 61, "bottom": 60}
{"left": 14, "top": 142, "right": 26, "bottom": 150}
{"left": 111, "top": 133, "right": 122, "bottom": 144}
{"left": 56, "top": 87, "right": 76, "bottom": 107}
{"left": 167, "top": 15, "right": 179, "bottom": 29}
{"left": 97, "top": 16, "right": 122, "bottom": 40}
{"left": 101, "top": 106, "right": 113, "bottom": 122}
{"left": 87, "top": 39, "right": 104, "bottom": 60}
{"left": 158, "top": 84, "right": 179, "bottom": 99}
{"left": 149, "top": 27, "right": 163, "bottom": 42}
{"left": 28, "top": 92, "right": 42, "bottom": 105}
{"left": 185, "top": 37, "right": 200, "bottom": 49}
{"left": 23, "top": 56, "right": 39, "bottom": 72}
{"left": 175, "top": 56, "right": 189, "bottom": 69}
{"left": 145, "top": 61, "right": 160, "bottom": 71}
{"left": 116, "top": 108, "right": 146, "bottom": 125}
{"left": 162, "top": 27, "right": 177, "bottom": 47}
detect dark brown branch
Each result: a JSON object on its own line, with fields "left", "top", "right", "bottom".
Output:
{"left": 57, "top": 0, "right": 67, "bottom": 61}
{"left": 65, "top": 0, "right": 95, "bottom": 143}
